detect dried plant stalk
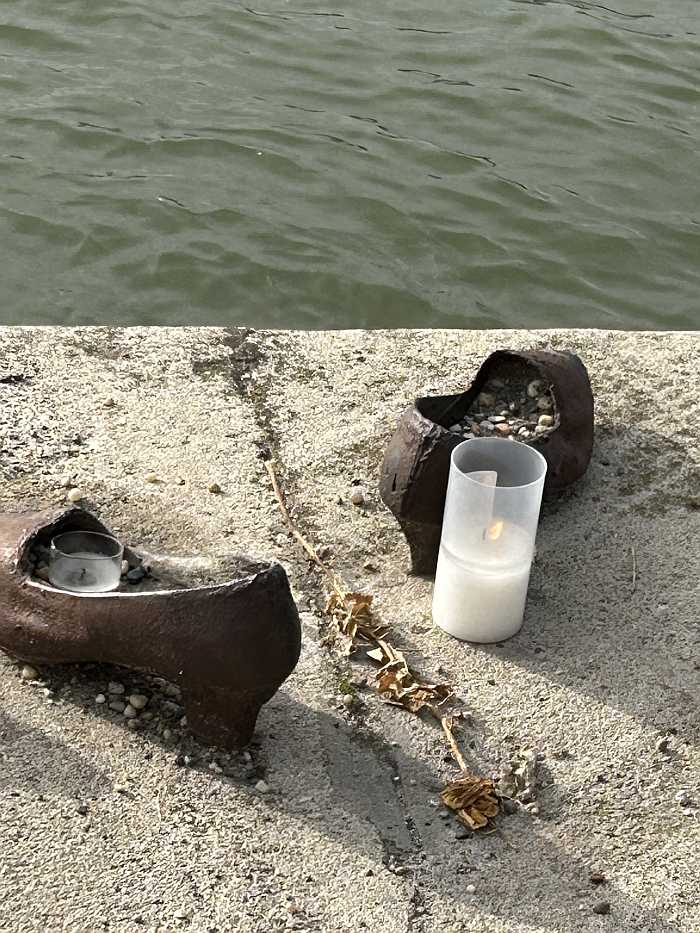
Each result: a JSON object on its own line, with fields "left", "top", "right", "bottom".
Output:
{"left": 265, "top": 459, "right": 500, "bottom": 831}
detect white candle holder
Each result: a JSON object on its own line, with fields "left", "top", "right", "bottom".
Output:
{"left": 49, "top": 531, "right": 124, "bottom": 593}
{"left": 432, "top": 438, "right": 547, "bottom": 643}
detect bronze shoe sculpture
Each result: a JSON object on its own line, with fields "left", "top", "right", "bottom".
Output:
{"left": 0, "top": 506, "right": 301, "bottom": 749}
{"left": 379, "top": 349, "right": 594, "bottom": 575}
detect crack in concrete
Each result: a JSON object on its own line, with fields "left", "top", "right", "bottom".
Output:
{"left": 218, "top": 329, "right": 430, "bottom": 917}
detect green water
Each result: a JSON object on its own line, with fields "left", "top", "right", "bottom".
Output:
{"left": 1, "top": 1, "right": 698, "bottom": 328}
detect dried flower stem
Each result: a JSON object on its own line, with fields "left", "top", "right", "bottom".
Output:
{"left": 265, "top": 460, "right": 498, "bottom": 829}
{"left": 265, "top": 459, "right": 347, "bottom": 599}
{"left": 435, "top": 712, "right": 468, "bottom": 773}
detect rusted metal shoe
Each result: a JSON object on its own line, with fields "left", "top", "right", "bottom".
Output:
{"left": 0, "top": 506, "right": 301, "bottom": 749}
{"left": 379, "top": 349, "right": 594, "bottom": 575}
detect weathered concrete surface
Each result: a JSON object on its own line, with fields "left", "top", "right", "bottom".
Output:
{"left": 0, "top": 327, "right": 698, "bottom": 933}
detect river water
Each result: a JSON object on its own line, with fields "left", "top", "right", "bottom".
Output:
{"left": 1, "top": 1, "right": 698, "bottom": 328}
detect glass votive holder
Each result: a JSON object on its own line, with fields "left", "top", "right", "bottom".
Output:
{"left": 49, "top": 531, "right": 124, "bottom": 593}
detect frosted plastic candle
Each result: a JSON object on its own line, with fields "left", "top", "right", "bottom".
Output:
{"left": 432, "top": 438, "right": 547, "bottom": 642}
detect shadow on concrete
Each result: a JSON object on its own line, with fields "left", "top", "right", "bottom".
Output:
{"left": 5, "top": 654, "right": 684, "bottom": 932}
{"left": 473, "top": 424, "right": 700, "bottom": 743}
{"left": 0, "top": 709, "right": 110, "bottom": 797}
{"left": 256, "top": 691, "right": 684, "bottom": 933}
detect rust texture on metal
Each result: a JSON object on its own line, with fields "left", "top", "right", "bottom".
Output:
{"left": 0, "top": 506, "right": 301, "bottom": 749}
{"left": 379, "top": 349, "right": 595, "bottom": 575}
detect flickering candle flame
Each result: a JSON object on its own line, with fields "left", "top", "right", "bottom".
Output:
{"left": 486, "top": 519, "right": 504, "bottom": 541}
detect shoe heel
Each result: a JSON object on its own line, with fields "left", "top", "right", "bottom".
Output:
{"left": 183, "top": 687, "right": 266, "bottom": 749}
{"left": 399, "top": 519, "right": 442, "bottom": 577}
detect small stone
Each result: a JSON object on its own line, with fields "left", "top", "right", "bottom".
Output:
{"left": 145, "top": 472, "right": 159, "bottom": 483}
{"left": 20, "top": 665, "right": 39, "bottom": 681}
{"left": 161, "top": 700, "right": 183, "bottom": 718}
{"left": 449, "top": 423, "right": 462, "bottom": 433}
{"left": 537, "top": 396, "right": 552, "bottom": 411}
{"left": 495, "top": 423, "right": 511, "bottom": 436}
{"left": 479, "top": 420, "right": 495, "bottom": 433}
{"left": 518, "top": 427, "right": 530, "bottom": 437}
{"left": 455, "top": 828, "right": 469, "bottom": 840}
{"left": 108, "top": 682, "right": 125, "bottom": 695}
{"left": 255, "top": 779, "right": 269, "bottom": 794}
{"left": 162, "top": 683, "right": 181, "bottom": 699}
{"left": 114, "top": 783, "right": 129, "bottom": 795}
{"left": 465, "top": 884, "right": 476, "bottom": 894}
{"left": 341, "top": 693, "right": 354, "bottom": 707}
{"left": 477, "top": 392, "right": 495, "bottom": 408}
{"left": 140, "top": 711, "right": 154, "bottom": 722}
{"left": 123, "top": 704, "right": 137, "bottom": 719}
{"left": 527, "top": 380, "right": 543, "bottom": 398}
{"left": 209, "top": 761, "right": 223, "bottom": 774}
{"left": 537, "top": 414, "right": 554, "bottom": 428}
{"left": 127, "top": 566, "right": 146, "bottom": 584}
{"left": 127, "top": 718, "right": 141, "bottom": 731}
{"left": 590, "top": 871, "right": 607, "bottom": 885}
{"left": 66, "top": 488, "right": 84, "bottom": 503}
{"left": 162, "top": 728, "right": 173, "bottom": 742}
{"left": 121, "top": 560, "right": 129, "bottom": 576}
{"left": 174, "top": 909, "right": 191, "bottom": 921}
{"left": 592, "top": 901, "right": 611, "bottom": 915}
{"left": 488, "top": 415, "right": 506, "bottom": 424}
{"left": 104, "top": 398, "right": 115, "bottom": 408}
{"left": 95, "top": 694, "right": 106, "bottom": 705}
{"left": 535, "top": 425, "right": 549, "bottom": 435}
{"left": 109, "top": 700, "right": 126, "bottom": 713}
{"left": 675, "top": 790, "right": 693, "bottom": 807}
{"left": 350, "top": 487, "right": 366, "bottom": 507}
{"left": 509, "top": 401, "right": 518, "bottom": 412}
{"left": 129, "top": 694, "right": 148, "bottom": 710}
{"left": 76, "top": 803, "right": 89, "bottom": 816}
{"left": 208, "top": 482, "right": 222, "bottom": 494}
{"left": 180, "top": 716, "right": 188, "bottom": 727}
{"left": 60, "top": 474, "right": 74, "bottom": 488}
{"left": 656, "top": 736, "right": 670, "bottom": 753}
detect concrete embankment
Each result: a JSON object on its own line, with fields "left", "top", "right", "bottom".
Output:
{"left": 0, "top": 327, "right": 698, "bottom": 933}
